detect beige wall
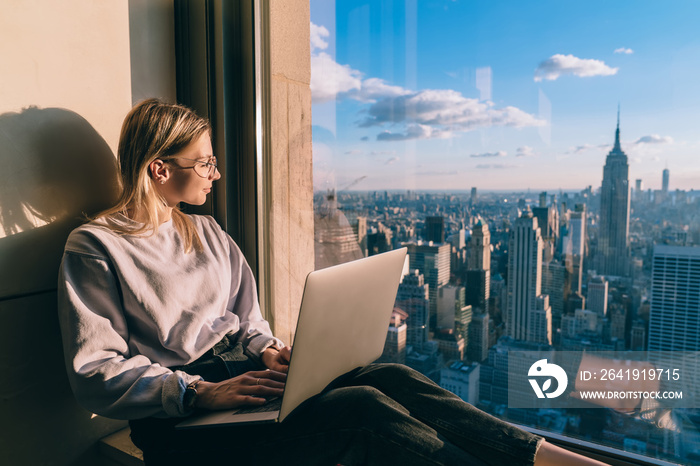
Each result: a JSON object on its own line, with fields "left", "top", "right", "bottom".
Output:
{"left": 268, "top": 0, "right": 315, "bottom": 345}
{"left": 0, "top": 1, "right": 174, "bottom": 464}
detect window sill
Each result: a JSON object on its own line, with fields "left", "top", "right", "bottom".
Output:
{"left": 519, "top": 424, "right": 682, "bottom": 466}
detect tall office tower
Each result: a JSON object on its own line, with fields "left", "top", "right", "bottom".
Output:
{"left": 378, "top": 308, "right": 408, "bottom": 364}
{"left": 587, "top": 275, "right": 609, "bottom": 317}
{"left": 597, "top": 111, "right": 631, "bottom": 277}
{"left": 470, "top": 187, "right": 478, "bottom": 205}
{"left": 564, "top": 204, "right": 587, "bottom": 294}
{"left": 437, "top": 285, "right": 466, "bottom": 331}
{"left": 533, "top": 205, "right": 559, "bottom": 244}
{"left": 449, "top": 228, "right": 466, "bottom": 250}
{"left": 662, "top": 168, "right": 670, "bottom": 193}
{"left": 532, "top": 206, "right": 551, "bottom": 239}
{"left": 506, "top": 210, "right": 552, "bottom": 343}
{"left": 395, "top": 270, "right": 430, "bottom": 348}
{"left": 455, "top": 304, "right": 473, "bottom": 339}
{"left": 468, "top": 311, "right": 490, "bottom": 362}
{"left": 425, "top": 216, "right": 445, "bottom": 243}
{"left": 539, "top": 191, "right": 547, "bottom": 208}
{"left": 530, "top": 295, "right": 553, "bottom": 345}
{"left": 465, "top": 219, "right": 491, "bottom": 313}
{"left": 649, "top": 245, "right": 700, "bottom": 352}
{"left": 468, "top": 219, "right": 491, "bottom": 270}
{"left": 541, "top": 260, "right": 567, "bottom": 338}
{"left": 353, "top": 216, "right": 368, "bottom": 257}
{"left": 406, "top": 242, "right": 451, "bottom": 330}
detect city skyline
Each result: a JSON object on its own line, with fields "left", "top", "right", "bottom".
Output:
{"left": 311, "top": 1, "right": 700, "bottom": 192}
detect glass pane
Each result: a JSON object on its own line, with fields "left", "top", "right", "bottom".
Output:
{"left": 311, "top": 1, "right": 700, "bottom": 464}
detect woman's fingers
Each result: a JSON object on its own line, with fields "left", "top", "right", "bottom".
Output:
{"left": 194, "top": 370, "right": 287, "bottom": 410}
{"left": 245, "top": 369, "right": 287, "bottom": 383}
{"left": 248, "top": 384, "right": 285, "bottom": 398}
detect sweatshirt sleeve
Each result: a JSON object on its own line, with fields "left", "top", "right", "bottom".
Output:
{"left": 225, "top": 236, "right": 285, "bottom": 360}
{"left": 57, "top": 250, "right": 201, "bottom": 420}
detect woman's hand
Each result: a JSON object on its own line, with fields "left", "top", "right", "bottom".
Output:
{"left": 193, "top": 370, "right": 286, "bottom": 410}
{"left": 261, "top": 345, "right": 292, "bottom": 373}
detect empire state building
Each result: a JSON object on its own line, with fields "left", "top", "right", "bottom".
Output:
{"left": 597, "top": 112, "right": 630, "bottom": 277}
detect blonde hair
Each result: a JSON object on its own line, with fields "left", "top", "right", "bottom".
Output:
{"left": 94, "top": 98, "right": 211, "bottom": 252}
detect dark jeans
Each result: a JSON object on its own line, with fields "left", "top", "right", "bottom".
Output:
{"left": 130, "top": 343, "right": 542, "bottom": 465}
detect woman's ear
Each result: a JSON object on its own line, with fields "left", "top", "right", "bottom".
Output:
{"left": 149, "top": 159, "right": 169, "bottom": 185}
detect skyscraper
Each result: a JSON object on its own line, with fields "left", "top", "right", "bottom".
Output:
{"left": 662, "top": 168, "right": 670, "bottom": 193}
{"left": 648, "top": 245, "right": 700, "bottom": 401}
{"left": 467, "top": 311, "right": 490, "bottom": 362}
{"left": 465, "top": 219, "right": 491, "bottom": 314}
{"left": 506, "top": 210, "right": 552, "bottom": 344}
{"left": 406, "top": 241, "right": 451, "bottom": 330}
{"left": 565, "top": 204, "right": 587, "bottom": 294}
{"left": 395, "top": 270, "right": 430, "bottom": 348}
{"left": 587, "top": 275, "right": 609, "bottom": 318}
{"left": 541, "top": 260, "right": 567, "bottom": 339}
{"left": 648, "top": 245, "right": 700, "bottom": 352}
{"left": 597, "top": 111, "right": 630, "bottom": 277}
{"left": 425, "top": 216, "right": 445, "bottom": 243}
{"left": 437, "top": 285, "right": 466, "bottom": 331}
{"left": 378, "top": 308, "right": 408, "bottom": 364}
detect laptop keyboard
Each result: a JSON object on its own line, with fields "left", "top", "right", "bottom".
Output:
{"left": 232, "top": 397, "right": 282, "bottom": 415}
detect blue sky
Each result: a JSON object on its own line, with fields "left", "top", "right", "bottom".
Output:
{"left": 310, "top": 0, "right": 700, "bottom": 192}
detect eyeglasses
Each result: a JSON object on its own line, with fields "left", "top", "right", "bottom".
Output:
{"left": 171, "top": 157, "right": 218, "bottom": 178}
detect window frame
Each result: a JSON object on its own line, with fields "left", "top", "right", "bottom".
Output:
{"left": 174, "top": 0, "right": 270, "bottom": 318}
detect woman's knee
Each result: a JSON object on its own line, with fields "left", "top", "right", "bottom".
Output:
{"left": 318, "top": 385, "right": 407, "bottom": 419}
{"left": 363, "top": 363, "right": 432, "bottom": 385}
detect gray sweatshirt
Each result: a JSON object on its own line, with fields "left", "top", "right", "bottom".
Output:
{"left": 57, "top": 214, "right": 283, "bottom": 420}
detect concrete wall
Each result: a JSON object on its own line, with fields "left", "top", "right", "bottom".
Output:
{"left": 0, "top": 1, "right": 175, "bottom": 464}
{"left": 268, "top": 0, "right": 315, "bottom": 345}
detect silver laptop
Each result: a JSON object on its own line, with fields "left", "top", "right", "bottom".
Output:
{"left": 176, "top": 247, "right": 408, "bottom": 429}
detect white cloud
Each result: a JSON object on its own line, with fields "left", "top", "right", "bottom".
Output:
{"left": 635, "top": 134, "right": 674, "bottom": 145}
{"left": 534, "top": 54, "right": 618, "bottom": 82}
{"left": 370, "top": 150, "right": 397, "bottom": 156}
{"left": 570, "top": 144, "right": 594, "bottom": 154}
{"left": 470, "top": 151, "right": 507, "bottom": 158}
{"left": 344, "top": 150, "right": 363, "bottom": 155}
{"left": 516, "top": 146, "right": 535, "bottom": 157}
{"left": 566, "top": 143, "right": 608, "bottom": 154}
{"left": 310, "top": 44, "right": 410, "bottom": 104}
{"left": 614, "top": 47, "right": 634, "bottom": 55}
{"left": 352, "top": 77, "right": 411, "bottom": 103}
{"left": 361, "top": 89, "right": 545, "bottom": 136}
{"left": 310, "top": 23, "right": 329, "bottom": 52}
{"left": 376, "top": 124, "right": 450, "bottom": 141}
{"left": 311, "top": 52, "right": 362, "bottom": 103}
{"left": 309, "top": 22, "right": 543, "bottom": 140}
{"left": 385, "top": 156, "right": 400, "bottom": 165}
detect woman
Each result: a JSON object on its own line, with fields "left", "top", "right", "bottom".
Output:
{"left": 58, "top": 98, "right": 607, "bottom": 465}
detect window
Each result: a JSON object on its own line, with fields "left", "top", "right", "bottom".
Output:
{"left": 310, "top": 1, "right": 700, "bottom": 464}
